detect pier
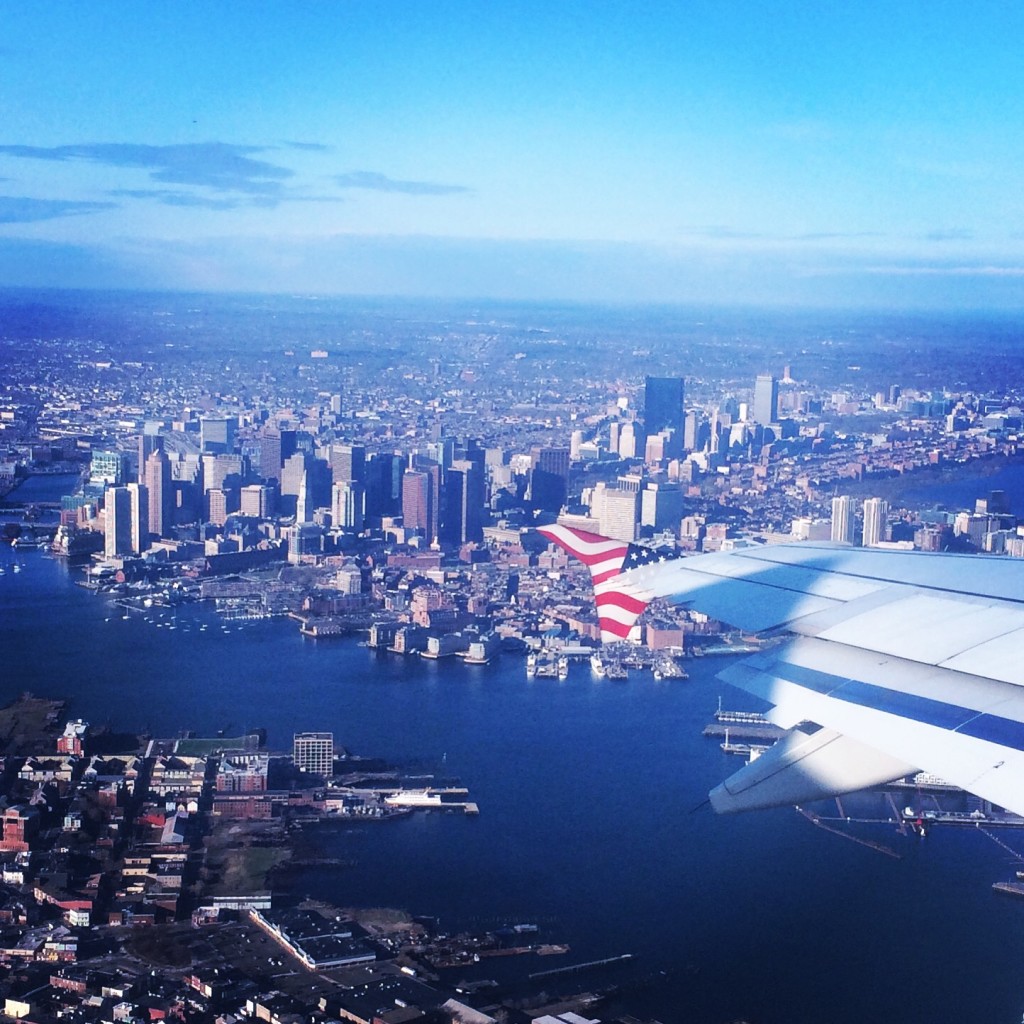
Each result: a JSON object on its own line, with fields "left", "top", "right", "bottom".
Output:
{"left": 529, "top": 953, "right": 634, "bottom": 980}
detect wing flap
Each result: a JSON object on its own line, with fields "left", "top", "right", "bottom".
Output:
{"left": 710, "top": 727, "right": 915, "bottom": 813}
{"left": 718, "top": 640, "right": 1024, "bottom": 816}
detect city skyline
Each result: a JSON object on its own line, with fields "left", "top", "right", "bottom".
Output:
{"left": 2, "top": 3, "right": 1024, "bottom": 308}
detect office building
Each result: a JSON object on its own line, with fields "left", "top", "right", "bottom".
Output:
{"left": 330, "top": 444, "right": 365, "bottom": 484}
{"left": 144, "top": 449, "right": 173, "bottom": 539}
{"left": 439, "top": 460, "right": 483, "bottom": 546}
{"left": 200, "top": 416, "right": 235, "bottom": 454}
{"left": 402, "top": 465, "right": 439, "bottom": 539}
{"left": 137, "top": 431, "right": 163, "bottom": 481}
{"left": 259, "top": 428, "right": 297, "bottom": 483}
{"left": 531, "top": 446, "right": 570, "bottom": 514}
{"left": 862, "top": 497, "right": 889, "bottom": 547}
{"left": 331, "top": 480, "right": 365, "bottom": 531}
{"left": 831, "top": 495, "right": 856, "bottom": 545}
{"left": 104, "top": 487, "right": 132, "bottom": 557}
{"left": 641, "top": 482, "right": 683, "bottom": 531}
{"left": 753, "top": 374, "right": 779, "bottom": 425}
{"left": 240, "top": 484, "right": 274, "bottom": 518}
{"left": 125, "top": 483, "right": 149, "bottom": 553}
{"left": 91, "top": 450, "right": 125, "bottom": 487}
{"left": 644, "top": 376, "right": 685, "bottom": 437}
{"left": 293, "top": 732, "right": 333, "bottom": 776}
{"left": 599, "top": 486, "right": 640, "bottom": 542}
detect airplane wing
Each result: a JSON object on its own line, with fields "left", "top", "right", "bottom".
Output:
{"left": 538, "top": 526, "right": 1024, "bottom": 816}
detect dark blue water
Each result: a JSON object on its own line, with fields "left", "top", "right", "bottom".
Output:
{"left": 3, "top": 547, "right": 1024, "bottom": 1023}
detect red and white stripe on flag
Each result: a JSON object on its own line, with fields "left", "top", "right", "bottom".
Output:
{"left": 537, "top": 525, "right": 653, "bottom": 643}
{"left": 536, "top": 525, "right": 629, "bottom": 584}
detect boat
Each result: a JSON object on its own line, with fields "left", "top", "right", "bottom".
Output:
{"left": 605, "top": 660, "right": 628, "bottom": 681}
{"left": 526, "top": 652, "right": 537, "bottom": 676}
{"left": 590, "top": 654, "right": 607, "bottom": 678}
{"left": 714, "top": 696, "right": 769, "bottom": 724}
{"left": 557, "top": 656, "right": 569, "bottom": 680}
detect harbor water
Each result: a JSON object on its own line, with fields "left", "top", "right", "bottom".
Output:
{"left": 3, "top": 546, "right": 1024, "bottom": 1023}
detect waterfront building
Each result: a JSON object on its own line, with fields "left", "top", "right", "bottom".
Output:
{"left": 215, "top": 754, "right": 269, "bottom": 793}
{"left": 57, "top": 720, "right": 89, "bottom": 757}
{"left": 104, "top": 486, "right": 133, "bottom": 557}
{"left": 753, "top": 374, "right": 779, "bottom": 425}
{"left": 286, "top": 523, "right": 323, "bottom": 563}
{"left": 862, "top": 497, "right": 888, "bottom": 547}
{"left": 293, "top": 732, "right": 333, "bottom": 776}
{"left": 831, "top": 495, "right": 856, "bottom": 544}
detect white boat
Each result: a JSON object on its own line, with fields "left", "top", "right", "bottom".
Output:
{"left": 557, "top": 656, "right": 569, "bottom": 680}
{"left": 590, "top": 654, "right": 607, "bottom": 678}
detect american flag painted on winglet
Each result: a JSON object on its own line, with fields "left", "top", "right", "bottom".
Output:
{"left": 537, "top": 525, "right": 678, "bottom": 643}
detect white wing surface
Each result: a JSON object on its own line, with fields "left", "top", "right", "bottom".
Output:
{"left": 539, "top": 532, "right": 1024, "bottom": 816}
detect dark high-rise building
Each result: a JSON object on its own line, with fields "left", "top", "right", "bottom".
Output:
{"left": 644, "top": 377, "right": 685, "bottom": 436}
{"left": 365, "top": 453, "right": 403, "bottom": 518}
{"left": 439, "top": 459, "right": 484, "bottom": 546}
{"left": 531, "top": 446, "right": 570, "bottom": 515}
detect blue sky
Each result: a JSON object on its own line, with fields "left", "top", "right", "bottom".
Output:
{"left": 2, "top": 1, "right": 1024, "bottom": 307}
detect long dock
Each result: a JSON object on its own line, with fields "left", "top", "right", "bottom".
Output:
{"left": 529, "top": 953, "right": 633, "bottom": 980}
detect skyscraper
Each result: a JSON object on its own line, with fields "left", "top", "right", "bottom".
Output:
{"left": 753, "top": 374, "right": 779, "bottom": 425}
{"left": 104, "top": 487, "right": 132, "bottom": 557}
{"left": 531, "top": 446, "right": 570, "bottom": 515}
{"left": 831, "top": 495, "right": 856, "bottom": 544}
{"left": 330, "top": 443, "right": 366, "bottom": 484}
{"left": 200, "top": 416, "right": 235, "bottom": 454}
{"left": 331, "top": 480, "right": 365, "bottom": 531}
{"left": 599, "top": 486, "right": 640, "bottom": 542}
{"left": 402, "top": 465, "right": 439, "bottom": 540}
{"left": 144, "top": 449, "right": 173, "bottom": 539}
{"left": 644, "top": 377, "right": 685, "bottom": 436}
{"left": 127, "top": 483, "right": 149, "bottom": 554}
{"left": 439, "top": 460, "right": 483, "bottom": 546}
{"left": 862, "top": 497, "right": 889, "bottom": 547}
{"left": 259, "top": 427, "right": 297, "bottom": 483}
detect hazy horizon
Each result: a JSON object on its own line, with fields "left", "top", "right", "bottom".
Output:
{"left": 3, "top": 3, "right": 1024, "bottom": 310}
